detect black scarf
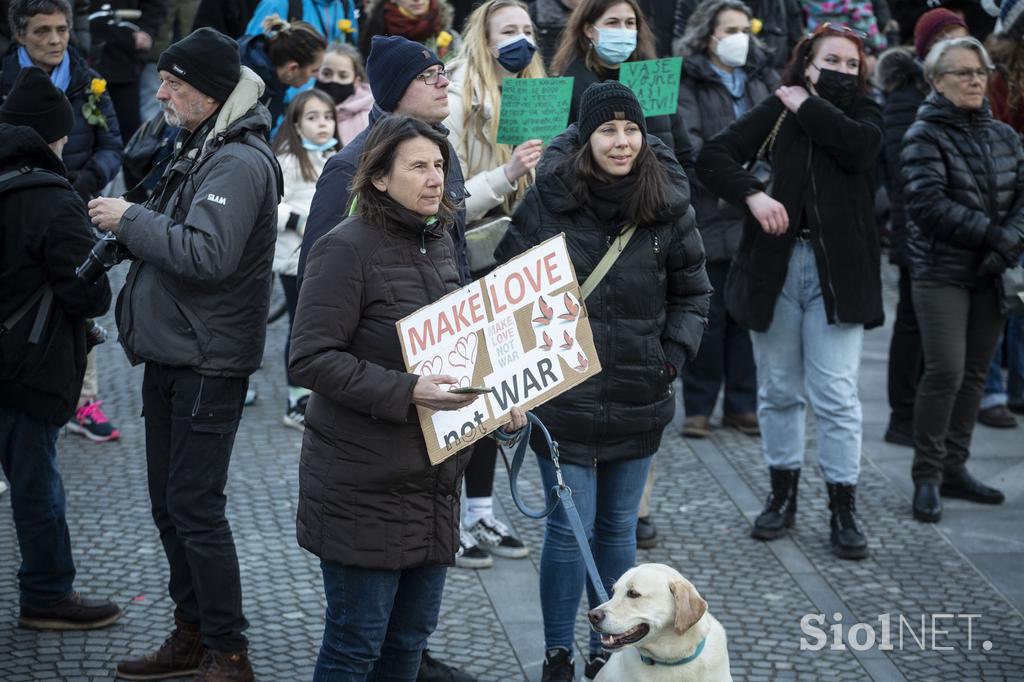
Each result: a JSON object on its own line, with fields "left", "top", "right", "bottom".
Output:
{"left": 585, "top": 171, "right": 642, "bottom": 239}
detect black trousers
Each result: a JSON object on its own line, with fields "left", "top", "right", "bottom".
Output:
{"left": 682, "top": 260, "right": 757, "bottom": 416}
{"left": 281, "top": 274, "right": 299, "bottom": 387}
{"left": 142, "top": 363, "right": 249, "bottom": 652}
{"left": 465, "top": 437, "right": 496, "bottom": 498}
{"left": 911, "top": 281, "right": 1004, "bottom": 484}
{"left": 887, "top": 267, "right": 923, "bottom": 424}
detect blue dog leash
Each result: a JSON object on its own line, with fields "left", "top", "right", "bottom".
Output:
{"left": 496, "top": 413, "right": 610, "bottom": 604}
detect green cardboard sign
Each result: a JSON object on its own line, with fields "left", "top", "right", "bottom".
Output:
{"left": 620, "top": 57, "right": 683, "bottom": 117}
{"left": 497, "top": 77, "right": 575, "bottom": 145}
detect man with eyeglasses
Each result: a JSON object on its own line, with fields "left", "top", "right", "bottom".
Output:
{"left": 295, "top": 34, "right": 477, "bottom": 682}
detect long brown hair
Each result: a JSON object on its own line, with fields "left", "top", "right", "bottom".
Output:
{"left": 550, "top": 0, "right": 656, "bottom": 78}
{"left": 570, "top": 134, "right": 669, "bottom": 225}
{"left": 349, "top": 115, "right": 459, "bottom": 229}
{"left": 272, "top": 89, "right": 339, "bottom": 183}
{"left": 781, "top": 23, "right": 870, "bottom": 98}
{"left": 987, "top": 32, "right": 1024, "bottom": 116}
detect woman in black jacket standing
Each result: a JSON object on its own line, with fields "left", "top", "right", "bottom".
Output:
{"left": 901, "top": 37, "right": 1024, "bottom": 524}
{"left": 698, "top": 23, "right": 883, "bottom": 560}
{"left": 676, "top": 0, "right": 777, "bottom": 440}
{"left": 495, "top": 82, "right": 711, "bottom": 681}
{"left": 551, "top": 0, "right": 696, "bottom": 176}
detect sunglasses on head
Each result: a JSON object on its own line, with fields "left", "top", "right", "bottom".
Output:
{"left": 809, "top": 22, "right": 866, "bottom": 46}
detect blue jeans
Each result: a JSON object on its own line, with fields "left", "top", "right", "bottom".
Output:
{"left": 315, "top": 561, "right": 447, "bottom": 681}
{"left": 981, "top": 313, "right": 1024, "bottom": 409}
{"left": 536, "top": 454, "right": 653, "bottom": 655}
{"left": 0, "top": 408, "right": 75, "bottom": 607}
{"left": 750, "top": 242, "right": 864, "bottom": 484}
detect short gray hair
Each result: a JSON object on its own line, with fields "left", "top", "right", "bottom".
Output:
{"left": 922, "top": 36, "right": 995, "bottom": 84}
{"left": 8, "top": 0, "right": 72, "bottom": 37}
{"left": 675, "top": 0, "right": 754, "bottom": 57}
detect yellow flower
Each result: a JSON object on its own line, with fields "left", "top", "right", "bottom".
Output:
{"left": 436, "top": 31, "right": 453, "bottom": 49}
{"left": 90, "top": 77, "right": 107, "bottom": 98}
{"left": 751, "top": 18, "right": 763, "bottom": 35}
{"left": 337, "top": 18, "right": 353, "bottom": 33}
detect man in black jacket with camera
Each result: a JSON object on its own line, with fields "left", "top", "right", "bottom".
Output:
{"left": 0, "top": 67, "right": 118, "bottom": 631}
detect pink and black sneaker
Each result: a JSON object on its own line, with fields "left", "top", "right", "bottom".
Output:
{"left": 67, "top": 400, "right": 120, "bottom": 442}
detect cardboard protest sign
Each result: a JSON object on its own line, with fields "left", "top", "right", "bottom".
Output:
{"left": 496, "top": 77, "right": 574, "bottom": 145}
{"left": 620, "top": 57, "right": 683, "bottom": 117}
{"left": 396, "top": 235, "right": 602, "bottom": 464}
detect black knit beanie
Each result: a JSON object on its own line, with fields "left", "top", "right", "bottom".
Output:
{"left": 366, "top": 35, "right": 445, "bottom": 112}
{"left": 577, "top": 81, "right": 647, "bottom": 143}
{"left": 0, "top": 67, "right": 74, "bottom": 143}
{"left": 157, "top": 28, "right": 240, "bottom": 102}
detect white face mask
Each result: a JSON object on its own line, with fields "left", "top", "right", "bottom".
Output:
{"left": 714, "top": 32, "right": 749, "bottom": 68}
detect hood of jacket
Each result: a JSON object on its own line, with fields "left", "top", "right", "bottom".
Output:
{"left": 535, "top": 125, "right": 689, "bottom": 223}
{"left": 917, "top": 91, "right": 994, "bottom": 129}
{"left": 204, "top": 66, "right": 267, "bottom": 148}
{"left": 237, "top": 35, "right": 281, "bottom": 97}
{"left": 681, "top": 49, "right": 774, "bottom": 84}
{"left": 874, "top": 47, "right": 927, "bottom": 94}
{"left": 0, "top": 123, "right": 66, "bottom": 175}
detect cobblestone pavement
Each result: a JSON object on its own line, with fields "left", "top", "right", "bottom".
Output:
{"left": 1, "top": 264, "right": 1022, "bottom": 681}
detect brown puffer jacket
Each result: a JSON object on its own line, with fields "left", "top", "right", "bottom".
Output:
{"left": 289, "top": 210, "right": 470, "bottom": 570}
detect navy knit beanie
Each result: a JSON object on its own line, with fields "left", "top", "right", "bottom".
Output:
{"left": 577, "top": 82, "right": 647, "bottom": 144}
{"left": 157, "top": 28, "right": 240, "bottom": 102}
{"left": 366, "top": 36, "right": 444, "bottom": 112}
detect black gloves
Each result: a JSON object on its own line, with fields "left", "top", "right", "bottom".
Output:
{"left": 984, "top": 226, "right": 1023, "bottom": 269}
{"left": 979, "top": 251, "right": 1009, "bottom": 277}
{"left": 70, "top": 167, "right": 103, "bottom": 202}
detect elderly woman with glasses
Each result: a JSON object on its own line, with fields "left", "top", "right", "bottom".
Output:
{"left": 901, "top": 36, "right": 1024, "bottom": 524}
{"left": 698, "top": 22, "right": 883, "bottom": 561}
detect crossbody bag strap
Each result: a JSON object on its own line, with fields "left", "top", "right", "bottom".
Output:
{"left": 753, "top": 110, "right": 787, "bottom": 163}
{"left": 0, "top": 284, "right": 53, "bottom": 344}
{"left": 580, "top": 224, "right": 637, "bottom": 300}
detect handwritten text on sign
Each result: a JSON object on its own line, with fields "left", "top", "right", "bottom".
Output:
{"left": 620, "top": 57, "right": 683, "bottom": 117}
{"left": 396, "top": 235, "right": 602, "bottom": 464}
{"left": 496, "top": 76, "right": 575, "bottom": 145}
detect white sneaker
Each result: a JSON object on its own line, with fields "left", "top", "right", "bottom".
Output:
{"left": 455, "top": 528, "right": 493, "bottom": 568}
{"left": 467, "top": 516, "right": 530, "bottom": 558}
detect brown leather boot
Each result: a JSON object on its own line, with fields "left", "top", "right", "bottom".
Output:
{"left": 192, "top": 650, "right": 254, "bottom": 682}
{"left": 116, "top": 617, "right": 205, "bottom": 680}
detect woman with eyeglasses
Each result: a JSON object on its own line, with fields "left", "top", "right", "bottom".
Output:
{"left": 698, "top": 23, "right": 883, "bottom": 560}
{"left": 900, "top": 36, "right": 1024, "bottom": 524}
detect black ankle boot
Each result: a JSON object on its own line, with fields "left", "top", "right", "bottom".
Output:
{"left": 751, "top": 468, "right": 800, "bottom": 540}
{"left": 827, "top": 483, "right": 869, "bottom": 560}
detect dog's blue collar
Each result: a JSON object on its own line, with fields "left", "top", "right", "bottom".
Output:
{"left": 639, "top": 635, "right": 707, "bottom": 666}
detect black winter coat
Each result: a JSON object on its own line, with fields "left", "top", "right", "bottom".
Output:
{"left": 0, "top": 125, "right": 112, "bottom": 425}
{"left": 0, "top": 45, "right": 124, "bottom": 200}
{"left": 698, "top": 94, "right": 884, "bottom": 332}
{"left": 875, "top": 48, "right": 926, "bottom": 266}
{"left": 87, "top": 0, "right": 166, "bottom": 83}
{"left": 563, "top": 57, "right": 696, "bottom": 180}
{"left": 528, "top": 0, "right": 570, "bottom": 68}
{"left": 289, "top": 212, "right": 470, "bottom": 570}
{"left": 679, "top": 52, "right": 777, "bottom": 262}
{"left": 901, "top": 93, "right": 1024, "bottom": 289}
{"left": 495, "top": 127, "right": 711, "bottom": 466}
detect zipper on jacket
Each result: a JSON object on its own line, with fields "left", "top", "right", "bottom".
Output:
{"left": 191, "top": 375, "right": 205, "bottom": 417}
{"left": 420, "top": 229, "right": 427, "bottom": 254}
{"left": 807, "top": 146, "right": 842, "bottom": 323}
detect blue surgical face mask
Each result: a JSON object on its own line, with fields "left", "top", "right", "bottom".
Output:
{"left": 495, "top": 34, "right": 537, "bottom": 73}
{"left": 302, "top": 136, "right": 338, "bottom": 152}
{"left": 593, "top": 27, "right": 637, "bottom": 65}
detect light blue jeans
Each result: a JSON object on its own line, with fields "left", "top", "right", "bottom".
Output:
{"left": 750, "top": 241, "right": 864, "bottom": 484}
{"left": 536, "top": 454, "right": 653, "bottom": 655}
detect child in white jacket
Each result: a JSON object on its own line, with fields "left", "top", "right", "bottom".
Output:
{"left": 271, "top": 89, "right": 339, "bottom": 430}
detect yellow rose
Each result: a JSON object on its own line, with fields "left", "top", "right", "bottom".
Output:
{"left": 90, "top": 78, "right": 107, "bottom": 98}
{"left": 751, "top": 18, "right": 763, "bottom": 35}
{"left": 337, "top": 18, "right": 353, "bottom": 33}
{"left": 436, "top": 30, "right": 453, "bottom": 49}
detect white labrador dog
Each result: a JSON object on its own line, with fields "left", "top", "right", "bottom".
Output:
{"left": 588, "top": 564, "right": 731, "bottom": 681}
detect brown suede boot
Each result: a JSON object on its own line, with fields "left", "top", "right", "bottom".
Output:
{"left": 116, "top": 618, "right": 205, "bottom": 680}
{"left": 192, "top": 650, "right": 254, "bottom": 682}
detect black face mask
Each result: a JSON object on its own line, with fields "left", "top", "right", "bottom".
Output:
{"left": 812, "top": 66, "right": 859, "bottom": 109}
{"left": 316, "top": 80, "right": 355, "bottom": 105}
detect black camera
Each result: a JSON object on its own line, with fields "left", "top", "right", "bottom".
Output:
{"left": 85, "top": 319, "right": 108, "bottom": 350}
{"left": 77, "top": 233, "right": 132, "bottom": 284}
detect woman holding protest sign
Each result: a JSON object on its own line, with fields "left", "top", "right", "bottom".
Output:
{"left": 551, "top": 0, "right": 696, "bottom": 178}
{"left": 289, "top": 114, "right": 526, "bottom": 680}
{"left": 442, "top": 0, "right": 548, "bottom": 565}
{"left": 495, "top": 82, "right": 711, "bottom": 680}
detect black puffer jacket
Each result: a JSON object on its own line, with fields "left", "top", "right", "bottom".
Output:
{"left": 495, "top": 127, "right": 711, "bottom": 466}
{"left": 679, "top": 51, "right": 777, "bottom": 262}
{"left": 875, "top": 47, "right": 927, "bottom": 266}
{"left": 563, "top": 57, "right": 696, "bottom": 179}
{"left": 290, "top": 211, "right": 470, "bottom": 570}
{"left": 698, "top": 94, "right": 884, "bottom": 332}
{"left": 902, "top": 93, "right": 1024, "bottom": 289}
{"left": 529, "top": 0, "right": 571, "bottom": 68}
